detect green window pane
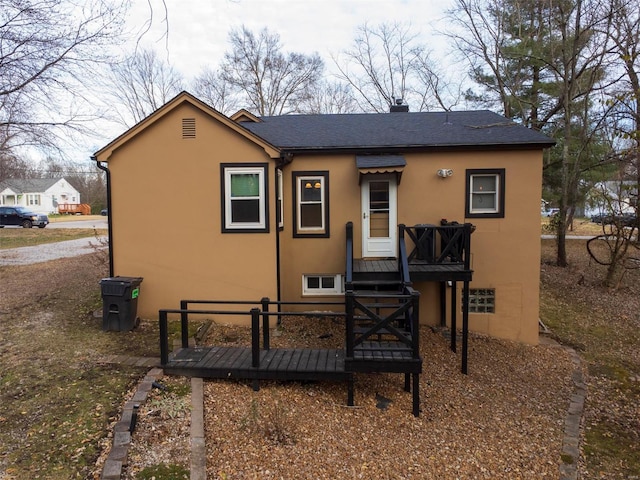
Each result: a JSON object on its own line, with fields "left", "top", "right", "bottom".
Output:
{"left": 231, "top": 174, "right": 260, "bottom": 197}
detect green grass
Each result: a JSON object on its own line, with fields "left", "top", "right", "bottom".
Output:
{"left": 0, "top": 228, "right": 107, "bottom": 249}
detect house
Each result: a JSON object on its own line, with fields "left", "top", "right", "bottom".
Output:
{"left": 94, "top": 92, "right": 554, "bottom": 346}
{"left": 0, "top": 178, "right": 81, "bottom": 215}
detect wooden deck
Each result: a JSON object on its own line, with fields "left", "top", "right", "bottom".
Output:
{"left": 164, "top": 346, "right": 350, "bottom": 382}
{"left": 353, "top": 258, "right": 472, "bottom": 282}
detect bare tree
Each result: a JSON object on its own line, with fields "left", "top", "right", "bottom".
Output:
{"left": 446, "top": 0, "right": 614, "bottom": 266}
{"left": 192, "top": 67, "right": 242, "bottom": 115}
{"left": 0, "top": 151, "right": 35, "bottom": 182}
{"left": 219, "top": 26, "right": 324, "bottom": 116}
{"left": 299, "top": 80, "right": 359, "bottom": 114}
{"left": 108, "top": 48, "right": 185, "bottom": 126}
{"left": 0, "top": 0, "right": 129, "bottom": 155}
{"left": 333, "top": 22, "right": 456, "bottom": 112}
{"left": 606, "top": 0, "right": 639, "bottom": 218}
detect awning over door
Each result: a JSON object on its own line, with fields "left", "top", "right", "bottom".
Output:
{"left": 356, "top": 155, "right": 406, "bottom": 184}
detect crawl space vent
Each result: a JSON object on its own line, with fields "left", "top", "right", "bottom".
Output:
{"left": 182, "top": 118, "right": 196, "bottom": 139}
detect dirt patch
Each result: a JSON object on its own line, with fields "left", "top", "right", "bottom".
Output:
{"left": 0, "top": 255, "right": 160, "bottom": 479}
{"left": 540, "top": 239, "right": 640, "bottom": 478}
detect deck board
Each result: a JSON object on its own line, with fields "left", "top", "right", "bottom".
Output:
{"left": 164, "top": 347, "right": 352, "bottom": 382}
{"left": 354, "top": 258, "right": 472, "bottom": 282}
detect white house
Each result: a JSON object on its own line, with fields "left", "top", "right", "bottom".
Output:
{"left": 585, "top": 180, "right": 638, "bottom": 218}
{"left": 0, "top": 178, "right": 81, "bottom": 215}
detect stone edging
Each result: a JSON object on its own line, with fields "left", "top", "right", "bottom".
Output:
{"left": 100, "top": 366, "right": 164, "bottom": 480}
{"left": 101, "top": 343, "right": 584, "bottom": 480}
{"left": 558, "top": 345, "right": 586, "bottom": 480}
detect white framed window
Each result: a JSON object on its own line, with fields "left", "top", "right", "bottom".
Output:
{"left": 221, "top": 164, "right": 269, "bottom": 232}
{"left": 467, "top": 288, "right": 496, "bottom": 313}
{"left": 302, "top": 274, "right": 344, "bottom": 296}
{"left": 466, "top": 169, "right": 505, "bottom": 218}
{"left": 27, "top": 194, "right": 41, "bottom": 206}
{"left": 277, "top": 169, "right": 284, "bottom": 229}
{"left": 293, "top": 171, "right": 329, "bottom": 237}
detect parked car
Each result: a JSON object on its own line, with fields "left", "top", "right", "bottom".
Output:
{"left": 0, "top": 206, "right": 49, "bottom": 228}
{"left": 591, "top": 213, "right": 638, "bottom": 227}
{"left": 545, "top": 208, "right": 560, "bottom": 217}
{"left": 100, "top": 209, "right": 108, "bottom": 216}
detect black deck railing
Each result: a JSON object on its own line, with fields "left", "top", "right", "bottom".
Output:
{"left": 159, "top": 299, "right": 346, "bottom": 366}
{"left": 399, "top": 222, "right": 473, "bottom": 269}
{"left": 345, "top": 287, "right": 420, "bottom": 359}
{"left": 345, "top": 221, "right": 354, "bottom": 290}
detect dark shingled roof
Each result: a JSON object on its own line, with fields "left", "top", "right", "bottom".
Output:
{"left": 0, "top": 178, "right": 65, "bottom": 193}
{"left": 239, "top": 110, "right": 554, "bottom": 152}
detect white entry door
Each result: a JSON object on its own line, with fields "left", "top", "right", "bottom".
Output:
{"left": 361, "top": 175, "right": 397, "bottom": 258}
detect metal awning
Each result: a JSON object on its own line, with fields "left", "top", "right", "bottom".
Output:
{"left": 356, "top": 155, "right": 406, "bottom": 183}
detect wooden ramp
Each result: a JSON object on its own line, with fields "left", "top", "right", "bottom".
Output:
{"left": 164, "top": 346, "right": 350, "bottom": 383}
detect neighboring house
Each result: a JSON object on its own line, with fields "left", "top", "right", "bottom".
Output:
{"left": 94, "top": 92, "right": 554, "bottom": 345}
{"left": 0, "top": 178, "right": 81, "bottom": 215}
{"left": 584, "top": 180, "right": 638, "bottom": 218}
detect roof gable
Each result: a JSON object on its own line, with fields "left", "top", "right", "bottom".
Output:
{"left": 94, "top": 92, "right": 280, "bottom": 161}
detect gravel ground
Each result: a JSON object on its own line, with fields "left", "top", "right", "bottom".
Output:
{"left": 123, "top": 317, "right": 575, "bottom": 479}
{"left": 0, "top": 236, "right": 107, "bottom": 266}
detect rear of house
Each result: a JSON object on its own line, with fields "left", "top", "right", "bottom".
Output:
{"left": 94, "top": 92, "right": 553, "bottom": 345}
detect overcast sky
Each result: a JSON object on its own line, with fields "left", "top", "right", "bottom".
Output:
{"left": 73, "top": 0, "right": 458, "bottom": 165}
{"left": 126, "top": 0, "right": 455, "bottom": 80}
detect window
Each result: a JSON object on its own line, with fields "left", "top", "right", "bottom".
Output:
{"left": 27, "top": 194, "right": 41, "bottom": 206}
{"left": 293, "top": 171, "right": 329, "bottom": 237}
{"left": 277, "top": 169, "right": 284, "bottom": 229}
{"left": 221, "top": 164, "right": 269, "bottom": 232}
{"left": 302, "top": 274, "right": 343, "bottom": 295}
{"left": 467, "top": 288, "right": 496, "bottom": 313}
{"left": 466, "top": 169, "right": 505, "bottom": 218}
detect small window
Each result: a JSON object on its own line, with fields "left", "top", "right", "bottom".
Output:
{"left": 277, "top": 169, "right": 284, "bottom": 229}
{"left": 221, "top": 164, "right": 269, "bottom": 232}
{"left": 27, "top": 194, "right": 41, "bottom": 206}
{"left": 467, "top": 288, "right": 496, "bottom": 313}
{"left": 302, "top": 274, "right": 343, "bottom": 295}
{"left": 466, "top": 169, "right": 505, "bottom": 218}
{"left": 293, "top": 171, "right": 329, "bottom": 237}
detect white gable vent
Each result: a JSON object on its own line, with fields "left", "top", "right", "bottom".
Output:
{"left": 182, "top": 118, "right": 196, "bottom": 139}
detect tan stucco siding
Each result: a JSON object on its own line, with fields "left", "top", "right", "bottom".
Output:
{"left": 105, "top": 103, "right": 277, "bottom": 320}
{"left": 279, "top": 149, "right": 542, "bottom": 344}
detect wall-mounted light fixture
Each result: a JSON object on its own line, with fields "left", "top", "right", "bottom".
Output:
{"left": 437, "top": 169, "right": 454, "bottom": 178}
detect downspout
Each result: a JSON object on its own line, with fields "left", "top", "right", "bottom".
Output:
{"left": 275, "top": 166, "right": 282, "bottom": 318}
{"left": 93, "top": 156, "right": 114, "bottom": 277}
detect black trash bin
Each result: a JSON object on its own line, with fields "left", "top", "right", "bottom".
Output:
{"left": 100, "top": 276, "right": 143, "bottom": 331}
